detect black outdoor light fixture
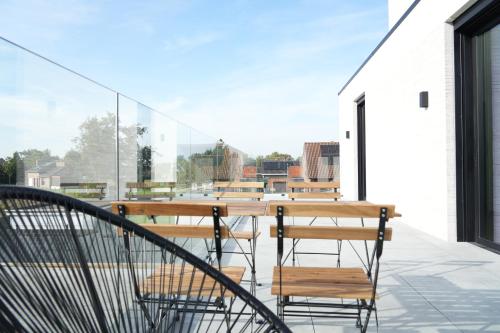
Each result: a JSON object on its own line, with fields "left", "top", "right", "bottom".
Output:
{"left": 419, "top": 91, "right": 429, "bottom": 109}
{"left": 346, "top": 130, "right": 350, "bottom": 139}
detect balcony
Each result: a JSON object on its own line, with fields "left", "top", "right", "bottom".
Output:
{"left": 2, "top": 11, "right": 500, "bottom": 331}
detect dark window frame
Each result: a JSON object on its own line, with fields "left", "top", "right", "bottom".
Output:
{"left": 455, "top": 0, "right": 500, "bottom": 251}
{"left": 356, "top": 95, "right": 366, "bottom": 201}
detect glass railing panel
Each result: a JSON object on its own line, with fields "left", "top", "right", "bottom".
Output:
{"left": 118, "top": 97, "right": 178, "bottom": 201}
{"left": 150, "top": 110, "right": 177, "bottom": 190}
{"left": 0, "top": 38, "right": 118, "bottom": 202}
{"left": 189, "top": 129, "right": 216, "bottom": 198}
{"left": 0, "top": 37, "right": 252, "bottom": 207}
{"left": 224, "top": 145, "right": 246, "bottom": 182}
{"left": 176, "top": 123, "right": 191, "bottom": 199}
{"left": 117, "top": 95, "right": 138, "bottom": 200}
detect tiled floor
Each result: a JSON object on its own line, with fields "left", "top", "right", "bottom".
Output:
{"left": 224, "top": 214, "right": 500, "bottom": 332}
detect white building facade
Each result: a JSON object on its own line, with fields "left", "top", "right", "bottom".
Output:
{"left": 338, "top": 0, "right": 500, "bottom": 250}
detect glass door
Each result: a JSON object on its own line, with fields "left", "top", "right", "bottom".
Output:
{"left": 476, "top": 24, "right": 500, "bottom": 245}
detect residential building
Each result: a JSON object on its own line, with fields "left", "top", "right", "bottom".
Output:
{"left": 302, "top": 141, "right": 339, "bottom": 182}
{"left": 242, "top": 165, "right": 257, "bottom": 179}
{"left": 25, "top": 160, "right": 68, "bottom": 189}
{"left": 259, "top": 160, "right": 298, "bottom": 192}
{"left": 338, "top": 0, "right": 500, "bottom": 250}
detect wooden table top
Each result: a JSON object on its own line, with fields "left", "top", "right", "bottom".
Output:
{"left": 171, "top": 200, "right": 268, "bottom": 216}
{"left": 111, "top": 200, "right": 399, "bottom": 218}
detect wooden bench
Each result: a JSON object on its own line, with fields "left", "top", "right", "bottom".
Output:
{"left": 213, "top": 181, "right": 264, "bottom": 201}
{"left": 60, "top": 182, "right": 106, "bottom": 200}
{"left": 269, "top": 201, "right": 394, "bottom": 329}
{"left": 287, "top": 181, "right": 340, "bottom": 200}
{"left": 125, "top": 181, "right": 175, "bottom": 200}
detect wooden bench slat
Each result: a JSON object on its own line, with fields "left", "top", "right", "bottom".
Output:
{"left": 143, "top": 264, "right": 245, "bottom": 297}
{"left": 288, "top": 181, "right": 340, "bottom": 189}
{"left": 125, "top": 192, "right": 175, "bottom": 199}
{"left": 112, "top": 202, "right": 228, "bottom": 217}
{"left": 270, "top": 225, "right": 392, "bottom": 241}
{"left": 126, "top": 182, "right": 176, "bottom": 189}
{"left": 61, "top": 182, "right": 107, "bottom": 189}
{"left": 214, "top": 182, "right": 264, "bottom": 189}
{"left": 267, "top": 201, "right": 396, "bottom": 218}
{"left": 288, "top": 192, "right": 341, "bottom": 200}
{"left": 213, "top": 192, "right": 264, "bottom": 199}
{"left": 271, "top": 266, "right": 375, "bottom": 299}
{"left": 230, "top": 230, "right": 261, "bottom": 240}
{"left": 128, "top": 224, "right": 230, "bottom": 239}
{"left": 120, "top": 224, "right": 261, "bottom": 240}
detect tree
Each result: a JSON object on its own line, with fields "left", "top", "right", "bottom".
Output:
{"left": 244, "top": 156, "right": 256, "bottom": 166}
{"left": 0, "top": 152, "right": 22, "bottom": 184}
{"left": 19, "top": 149, "right": 58, "bottom": 170}
{"left": 264, "top": 152, "right": 293, "bottom": 161}
{"left": 65, "top": 113, "right": 147, "bottom": 187}
{"left": 255, "top": 155, "right": 264, "bottom": 168}
{"left": 176, "top": 155, "right": 193, "bottom": 190}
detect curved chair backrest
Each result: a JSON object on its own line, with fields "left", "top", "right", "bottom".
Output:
{"left": 0, "top": 186, "right": 290, "bottom": 333}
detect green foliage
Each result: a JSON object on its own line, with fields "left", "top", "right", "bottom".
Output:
{"left": 244, "top": 156, "right": 256, "bottom": 166}
{"left": 0, "top": 152, "right": 21, "bottom": 184}
{"left": 255, "top": 155, "right": 264, "bottom": 167}
{"left": 176, "top": 155, "right": 192, "bottom": 190}
{"left": 264, "top": 152, "right": 294, "bottom": 161}
{"left": 19, "top": 149, "right": 58, "bottom": 169}
{"left": 244, "top": 153, "right": 295, "bottom": 169}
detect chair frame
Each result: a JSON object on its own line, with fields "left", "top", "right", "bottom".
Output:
{"left": 0, "top": 185, "right": 290, "bottom": 332}
{"left": 274, "top": 205, "right": 390, "bottom": 333}
{"left": 287, "top": 182, "right": 342, "bottom": 267}
{"left": 113, "top": 201, "right": 261, "bottom": 301}
{"left": 116, "top": 204, "right": 238, "bottom": 319}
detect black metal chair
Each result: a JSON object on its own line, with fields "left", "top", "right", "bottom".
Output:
{"left": 0, "top": 186, "right": 290, "bottom": 333}
{"left": 268, "top": 201, "right": 395, "bottom": 333}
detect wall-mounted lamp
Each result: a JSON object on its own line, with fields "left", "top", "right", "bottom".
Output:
{"left": 419, "top": 91, "right": 429, "bottom": 109}
{"left": 346, "top": 131, "right": 350, "bottom": 139}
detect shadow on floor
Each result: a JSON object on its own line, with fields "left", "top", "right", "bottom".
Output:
{"left": 376, "top": 274, "right": 500, "bottom": 332}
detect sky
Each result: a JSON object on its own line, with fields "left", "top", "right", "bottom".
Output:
{"left": 0, "top": 0, "right": 388, "bottom": 157}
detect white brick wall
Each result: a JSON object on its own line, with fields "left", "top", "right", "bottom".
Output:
{"left": 338, "top": 0, "right": 476, "bottom": 241}
{"left": 387, "top": 0, "right": 414, "bottom": 28}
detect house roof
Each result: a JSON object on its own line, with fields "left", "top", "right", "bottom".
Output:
{"left": 302, "top": 142, "right": 338, "bottom": 179}
{"left": 338, "top": 0, "right": 421, "bottom": 95}
{"left": 26, "top": 161, "right": 66, "bottom": 177}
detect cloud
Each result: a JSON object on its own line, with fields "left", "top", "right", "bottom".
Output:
{"left": 152, "top": 7, "right": 387, "bottom": 156}
{"left": 155, "top": 96, "right": 186, "bottom": 113}
{"left": 0, "top": 95, "right": 97, "bottom": 157}
{"left": 166, "top": 72, "right": 343, "bottom": 156}
{"left": 274, "top": 31, "right": 385, "bottom": 60}
{"left": 0, "top": 0, "right": 97, "bottom": 43}
{"left": 114, "top": 17, "right": 156, "bottom": 35}
{"left": 309, "top": 8, "right": 386, "bottom": 29}
{"left": 163, "top": 32, "right": 221, "bottom": 53}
